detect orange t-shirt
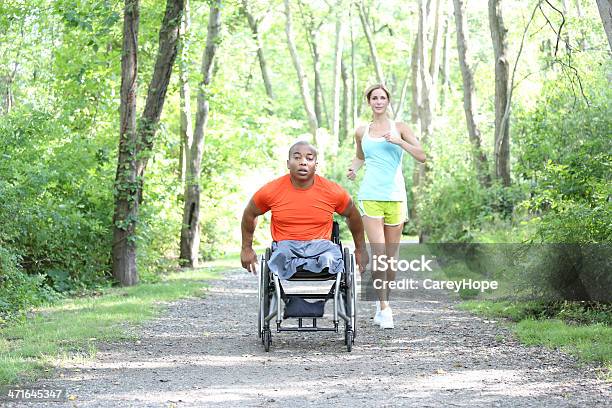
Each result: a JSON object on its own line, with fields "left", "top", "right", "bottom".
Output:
{"left": 253, "top": 174, "right": 351, "bottom": 241}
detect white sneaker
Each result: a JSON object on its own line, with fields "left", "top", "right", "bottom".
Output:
{"left": 373, "top": 310, "right": 382, "bottom": 325}
{"left": 378, "top": 307, "right": 394, "bottom": 329}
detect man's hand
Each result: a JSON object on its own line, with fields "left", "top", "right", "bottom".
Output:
{"left": 354, "top": 246, "right": 369, "bottom": 274}
{"left": 241, "top": 246, "right": 259, "bottom": 275}
{"left": 340, "top": 199, "right": 368, "bottom": 274}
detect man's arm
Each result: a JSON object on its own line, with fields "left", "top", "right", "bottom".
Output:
{"left": 340, "top": 199, "right": 369, "bottom": 273}
{"left": 241, "top": 198, "right": 265, "bottom": 274}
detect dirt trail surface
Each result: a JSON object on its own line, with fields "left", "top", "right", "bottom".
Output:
{"left": 6, "top": 267, "right": 610, "bottom": 407}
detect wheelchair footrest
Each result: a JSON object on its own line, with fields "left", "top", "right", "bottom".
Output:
{"left": 276, "top": 318, "right": 340, "bottom": 333}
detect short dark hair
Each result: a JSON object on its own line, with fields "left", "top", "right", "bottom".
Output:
{"left": 288, "top": 141, "right": 318, "bottom": 159}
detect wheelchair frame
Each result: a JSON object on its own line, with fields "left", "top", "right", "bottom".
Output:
{"left": 257, "top": 222, "right": 357, "bottom": 352}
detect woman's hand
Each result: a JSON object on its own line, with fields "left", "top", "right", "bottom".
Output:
{"left": 347, "top": 157, "right": 364, "bottom": 180}
{"left": 383, "top": 131, "right": 403, "bottom": 145}
{"left": 347, "top": 167, "right": 357, "bottom": 180}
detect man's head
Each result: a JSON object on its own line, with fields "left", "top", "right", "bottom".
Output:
{"left": 287, "top": 141, "right": 318, "bottom": 185}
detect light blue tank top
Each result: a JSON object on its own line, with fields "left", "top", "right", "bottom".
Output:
{"left": 358, "top": 120, "right": 406, "bottom": 201}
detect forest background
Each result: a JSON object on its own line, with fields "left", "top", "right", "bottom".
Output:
{"left": 0, "top": 0, "right": 610, "bottom": 320}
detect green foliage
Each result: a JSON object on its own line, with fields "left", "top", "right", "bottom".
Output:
{"left": 460, "top": 300, "right": 612, "bottom": 325}
{"left": 0, "top": 246, "right": 57, "bottom": 320}
{"left": 515, "top": 72, "right": 612, "bottom": 244}
{"left": 510, "top": 64, "right": 611, "bottom": 298}
{"left": 0, "top": 108, "right": 113, "bottom": 304}
{"left": 416, "top": 118, "right": 500, "bottom": 242}
{"left": 421, "top": 65, "right": 611, "bottom": 298}
{"left": 324, "top": 140, "right": 361, "bottom": 196}
{"left": 458, "top": 300, "right": 544, "bottom": 321}
{"left": 419, "top": 170, "right": 489, "bottom": 242}
{"left": 0, "top": 0, "right": 609, "bottom": 315}
{"left": 419, "top": 55, "right": 610, "bottom": 248}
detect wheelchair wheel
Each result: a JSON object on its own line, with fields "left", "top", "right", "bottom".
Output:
{"left": 343, "top": 248, "right": 355, "bottom": 350}
{"left": 263, "top": 329, "right": 272, "bottom": 352}
{"left": 260, "top": 248, "right": 272, "bottom": 342}
{"left": 345, "top": 329, "right": 353, "bottom": 352}
{"left": 351, "top": 252, "right": 357, "bottom": 341}
{"left": 257, "top": 258, "right": 263, "bottom": 338}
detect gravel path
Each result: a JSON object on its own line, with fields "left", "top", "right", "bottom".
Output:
{"left": 5, "top": 267, "right": 610, "bottom": 407}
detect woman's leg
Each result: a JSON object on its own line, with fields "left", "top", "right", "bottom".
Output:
{"left": 383, "top": 223, "right": 404, "bottom": 306}
{"left": 362, "top": 216, "right": 387, "bottom": 306}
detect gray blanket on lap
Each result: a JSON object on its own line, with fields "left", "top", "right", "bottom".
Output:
{"left": 268, "top": 239, "right": 344, "bottom": 280}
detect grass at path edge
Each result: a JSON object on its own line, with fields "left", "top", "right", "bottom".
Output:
{"left": 0, "top": 260, "right": 231, "bottom": 386}
{"left": 458, "top": 300, "right": 612, "bottom": 381}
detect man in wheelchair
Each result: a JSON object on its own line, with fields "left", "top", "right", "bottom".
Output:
{"left": 240, "top": 141, "right": 368, "bottom": 351}
{"left": 240, "top": 141, "right": 367, "bottom": 275}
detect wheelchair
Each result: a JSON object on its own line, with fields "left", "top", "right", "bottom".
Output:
{"left": 257, "top": 222, "right": 357, "bottom": 352}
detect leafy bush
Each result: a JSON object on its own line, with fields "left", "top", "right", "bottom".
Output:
{"left": 0, "top": 246, "right": 57, "bottom": 320}
{"left": 514, "top": 68, "right": 612, "bottom": 244}
{"left": 416, "top": 125, "right": 497, "bottom": 243}
{"left": 0, "top": 108, "right": 114, "bottom": 296}
{"left": 510, "top": 66, "right": 612, "bottom": 300}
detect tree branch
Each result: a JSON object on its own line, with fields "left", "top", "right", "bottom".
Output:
{"left": 497, "top": 0, "right": 541, "bottom": 157}
{"left": 545, "top": 1, "right": 565, "bottom": 56}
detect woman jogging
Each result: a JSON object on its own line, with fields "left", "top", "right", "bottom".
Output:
{"left": 347, "top": 83, "right": 426, "bottom": 329}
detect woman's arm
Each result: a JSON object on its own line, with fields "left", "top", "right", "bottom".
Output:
{"left": 384, "top": 122, "right": 426, "bottom": 163}
{"left": 347, "top": 126, "right": 366, "bottom": 180}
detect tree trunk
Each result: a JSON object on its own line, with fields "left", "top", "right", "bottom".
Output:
{"left": 488, "top": 0, "right": 511, "bottom": 186}
{"left": 410, "top": 37, "right": 420, "bottom": 126}
{"left": 428, "top": 0, "right": 443, "bottom": 111}
{"left": 575, "top": 0, "right": 582, "bottom": 17}
{"left": 357, "top": 0, "right": 396, "bottom": 116}
{"left": 596, "top": 0, "right": 612, "bottom": 52}
{"left": 418, "top": 0, "right": 433, "bottom": 142}
{"left": 453, "top": 0, "right": 491, "bottom": 188}
{"left": 312, "top": 35, "right": 326, "bottom": 129}
{"left": 441, "top": 10, "right": 451, "bottom": 107}
{"left": 350, "top": 5, "right": 358, "bottom": 128}
{"left": 1, "top": 74, "right": 15, "bottom": 115}
{"left": 296, "top": 1, "right": 327, "bottom": 129}
{"left": 358, "top": 0, "right": 387, "bottom": 89}
{"left": 284, "top": 0, "right": 318, "bottom": 138}
{"left": 241, "top": 0, "right": 274, "bottom": 99}
{"left": 415, "top": 0, "right": 444, "bottom": 140}
{"left": 112, "top": 0, "right": 183, "bottom": 285}
{"left": 2, "top": 20, "right": 22, "bottom": 115}
{"left": 112, "top": 0, "right": 140, "bottom": 286}
{"left": 394, "top": 72, "right": 410, "bottom": 121}
{"left": 178, "top": 0, "right": 192, "bottom": 183}
{"left": 415, "top": 0, "right": 433, "bottom": 242}
{"left": 137, "top": 0, "right": 184, "bottom": 170}
{"left": 340, "top": 58, "right": 350, "bottom": 143}
{"left": 574, "top": 0, "right": 587, "bottom": 49}
{"left": 331, "top": 0, "right": 345, "bottom": 155}
{"left": 179, "top": 1, "right": 221, "bottom": 267}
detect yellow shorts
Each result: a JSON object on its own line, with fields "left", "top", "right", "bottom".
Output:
{"left": 358, "top": 200, "right": 407, "bottom": 226}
